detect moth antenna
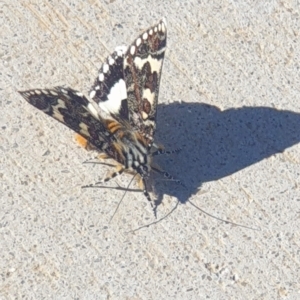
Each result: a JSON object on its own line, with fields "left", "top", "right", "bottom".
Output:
{"left": 187, "top": 200, "right": 261, "bottom": 231}
{"left": 109, "top": 174, "right": 138, "bottom": 222}
{"left": 126, "top": 201, "right": 179, "bottom": 233}
{"left": 83, "top": 160, "right": 118, "bottom": 168}
{"left": 82, "top": 185, "right": 140, "bottom": 192}
{"left": 127, "top": 200, "right": 260, "bottom": 233}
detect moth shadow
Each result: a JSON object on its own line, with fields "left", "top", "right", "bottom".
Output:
{"left": 152, "top": 102, "right": 300, "bottom": 205}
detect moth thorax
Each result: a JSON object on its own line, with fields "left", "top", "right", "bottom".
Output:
{"left": 122, "top": 131, "right": 151, "bottom": 175}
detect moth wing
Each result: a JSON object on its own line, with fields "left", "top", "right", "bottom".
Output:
{"left": 19, "top": 87, "right": 111, "bottom": 151}
{"left": 89, "top": 19, "right": 167, "bottom": 146}
{"left": 124, "top": 19, "right": 167, "bottom": 144}
{"left": 89, "top": 46, "right": 130, "bottom": 125}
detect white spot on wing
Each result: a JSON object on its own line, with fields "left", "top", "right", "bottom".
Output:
{"left": 142, "top": 32, "right": 148, "bottom": 40}
{"left": 136, "top": 38, "right": 142, "bottom": 46}
{"left": 99, "top": 73, "right": 104, "bottom": 81}
{"left": 52, "top": 99, "right": 67, "bottom": 123}
{"left": 99, "top": 79, "right": 127, "bottom": 114}
{"left": 130, "top": 45, "right": 136, "bottom": 55}
{"left": 90, "top": 90, "right": 96, "bottom": 98}
{"left": 142, "top": 111, "right": 148, "bottom": 120}
{"left": 161, "top": 20, "right": 166, "bottom": 32}
{"left": 79, "top": 122, "right": 90, "bottom": 137}
{"left": 108, "top": 57, "right": 115, "bottom": 65}
{"left": 142, "top": 89, "right": 155, "bottom": 106}
{"left": 133, "top": 55, "right": 163, "bottom": 73}
{"left": 103, "top": 64, "right": 109, "bottom": 73}
{"left": 149, "top": 29, "right": 153, "bottom": 35}
{"left": 115, "top": 45, "right": 127, "bottom": 57}
{"left": 87, "top": 103, "right": 100, "bottom": 119}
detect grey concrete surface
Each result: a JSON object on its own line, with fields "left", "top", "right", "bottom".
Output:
{"left": 1, "top": 0, "right": 300, "bottom": 299}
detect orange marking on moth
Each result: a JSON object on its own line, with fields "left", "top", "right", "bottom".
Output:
{"left": 106, "top": 120, "right": 122, "bottom": 134}
{"left": 75, "top": 134, "right": 89, "bottom": 149}
{"left": 135, "top": 132, "right": 148, "bottom": 146}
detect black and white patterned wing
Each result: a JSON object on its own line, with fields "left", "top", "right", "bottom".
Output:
{"left": 89, "top": 19, "right": 167, "bottom": 145}
{"left": 124, "top": 19, "right": 167, "bottom": 143}
{"left": 19, "top": 87, "right": 111, "bottom": 151}
{"left": 89, "top": 46, "right": 129, "bottom": 124}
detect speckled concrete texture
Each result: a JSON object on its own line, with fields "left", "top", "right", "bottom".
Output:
{"left": 1, "top": 0, "right": 300, "bottom": 299}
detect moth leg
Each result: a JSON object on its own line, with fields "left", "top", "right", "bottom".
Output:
{"left": 151, "top": 142, "right": 165, "bottom": 150}
{"left": 139, "top": 176, "right": 155, "bottom": 210}
{"left": 83, "top": 155, "right": 119, "bottom": 169}
{"left": 82, "top": 164, "right": 125, "bottom": 188}
{"left": 151, "top": 164, "right": 186, "bottom": 188}
{"left": 96, "top": 153, "right": 119, "bottom": 167}
{"left": 151, "top": 142, "right": 181, "bottom": 156}
{"left": 97, "top": 164, "right": 125, "bottom": 184}
{"left": 97, "top": 153, "right": 112, "bottom": 160}
{"left": 151, "top": 147, "right": 181, "bottom": 156}
{"left": 123, "top": 168, "right": 138, "bottom": 176}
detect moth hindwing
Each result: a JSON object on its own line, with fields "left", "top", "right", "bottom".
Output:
{"left": 19, "top": 19, "right": 168, "bottom": 210}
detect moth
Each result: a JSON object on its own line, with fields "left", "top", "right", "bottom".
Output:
{"left": 19, "top": 19, "right": 182, "bottom": 211}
